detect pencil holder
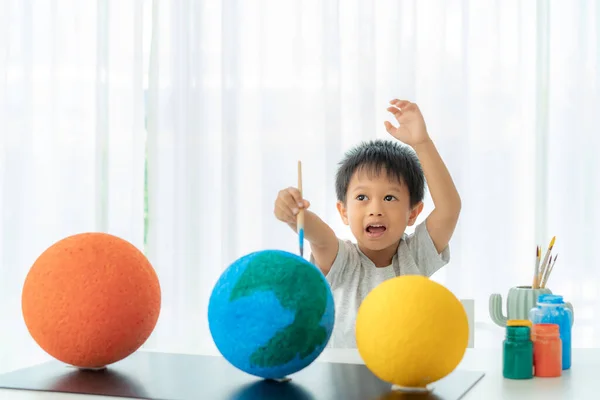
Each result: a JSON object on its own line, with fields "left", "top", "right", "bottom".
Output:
{"left": 489, "top": 286, "right": 552, "bottom": 327}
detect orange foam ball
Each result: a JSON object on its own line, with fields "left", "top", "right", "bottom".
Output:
{"left": 21, "top": 232, "right": 161, "bottom": 369}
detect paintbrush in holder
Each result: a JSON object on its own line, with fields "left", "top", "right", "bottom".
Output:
{"left": 534, "top": 236, "right": 557, "bottom": 289}
{"left": 490, "top": 236, "right": 560, "bottom": 327}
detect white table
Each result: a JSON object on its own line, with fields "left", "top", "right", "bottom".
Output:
{"left": 0, "top": 348, "right": 596, "bottom": 399}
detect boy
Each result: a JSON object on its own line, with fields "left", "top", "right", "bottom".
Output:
{"left": 273, "top": 99, "right": 461, "bottom": 348}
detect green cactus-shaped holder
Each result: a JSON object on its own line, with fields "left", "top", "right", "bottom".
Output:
{"left": 489, "top": 286, "right": 552, "bottom": 327}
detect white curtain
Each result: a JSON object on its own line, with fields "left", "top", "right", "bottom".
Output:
{"left": 0, "top": 0, "right": 146, "bottom": 370}
{"left": 544, "top": 2, "right": 600, "bottom": 345}
{"left": 1, "top": 0, "right": 599, "bottom": 370}
{"left": 144, "top": 0, "right": 600, "bottom": 351}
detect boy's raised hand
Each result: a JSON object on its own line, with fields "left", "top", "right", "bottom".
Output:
{"left": 384, "top": 99, "right": 431, "bottom": 147}
{"left": 274, "top": 187, "right": 310, "bottom": 226}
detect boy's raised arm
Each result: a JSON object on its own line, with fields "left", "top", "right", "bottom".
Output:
{"left": 384, "top": 99, "right": 461, "bottom": 253}
{"left": 412, "top": 140, "right": 461, "bottom": 252}
{"left": 274, "top": 187, "right": 340, "bottom": 275}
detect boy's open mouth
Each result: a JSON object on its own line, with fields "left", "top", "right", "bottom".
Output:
{"left": 365, "top": 224, "right": 387, "bottom": 237}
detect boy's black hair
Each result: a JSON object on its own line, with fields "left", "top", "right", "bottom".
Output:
{"left": 335, "top": 139, "right": 425, "bottom": 206}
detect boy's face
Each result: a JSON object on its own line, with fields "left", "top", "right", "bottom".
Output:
{"left": 336, "top": 168, "right": 423, "bottom": 253}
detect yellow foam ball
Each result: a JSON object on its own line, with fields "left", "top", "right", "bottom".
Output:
{"left": 355, "top": 275, "right": 468, "bottom": 389}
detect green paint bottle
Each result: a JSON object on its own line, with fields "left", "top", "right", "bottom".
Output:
{"left": 503, "top": 325, "right": 533, "bottom": 379}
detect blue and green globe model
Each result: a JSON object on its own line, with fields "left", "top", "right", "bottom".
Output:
{"left": 208, "top": 249, "right": 335, "bottom": 379}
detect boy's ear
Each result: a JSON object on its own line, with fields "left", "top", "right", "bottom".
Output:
{"left": 336, "top": 201, "right": 349, "bottom": 225}
{"left": 407, "top": 201, "right": 424, "bottom": 226}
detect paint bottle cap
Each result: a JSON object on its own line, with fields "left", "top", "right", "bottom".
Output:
{"left": 507, "top": 319, "right": 532, "bottom": 327}
{"left": 538, "top": 294, "right": 564, "bottom": 305}
{"left": 506, "top": 325, "right": 531, "bottom": 340}
{"left": 533, "top": 323, "right": 560, "bottom": 338}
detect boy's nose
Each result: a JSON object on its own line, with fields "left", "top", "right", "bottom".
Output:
{"left": 367, "top": 201, "right": 383, "bottom": 216}
{"left": 368, "top": 208, "right": 383, "bottom": 216}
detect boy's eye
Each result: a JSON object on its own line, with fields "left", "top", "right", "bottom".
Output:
{"left": 384, "top": 195, "right": 396, "bottom": 201}
{"left": 356, "top": 194, "right": 367, "bottom": 201}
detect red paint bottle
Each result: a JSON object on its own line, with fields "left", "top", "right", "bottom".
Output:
{"left": 532, "top": 323, "right": 562, "bottom": 377}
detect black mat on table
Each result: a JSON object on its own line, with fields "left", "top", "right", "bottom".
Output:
{"left": 0, "top": 351, "right": 484, "bottom": 400}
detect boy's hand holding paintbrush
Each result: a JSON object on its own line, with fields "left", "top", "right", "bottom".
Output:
{"left": 273, "top": 162, "right": 338, "bottom": 265}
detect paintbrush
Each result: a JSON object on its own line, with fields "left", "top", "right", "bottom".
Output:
{"left": 540, "top": 255, "right": 553, "bottom": 288}
{"left": 541, "top": 254, "right": 558, "bottom": 288}
{"left": 533, "top": 246, "right": 541, "bottom": 288}
{"left": 297, "top": 160, "right": 305, "bottom": 257}
{"left": 538, "top": 236, "right": 556, "bottom": 285}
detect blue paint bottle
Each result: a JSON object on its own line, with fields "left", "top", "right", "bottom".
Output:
{"left": 529, "top": 294, "right": 573, "bottom": 370}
